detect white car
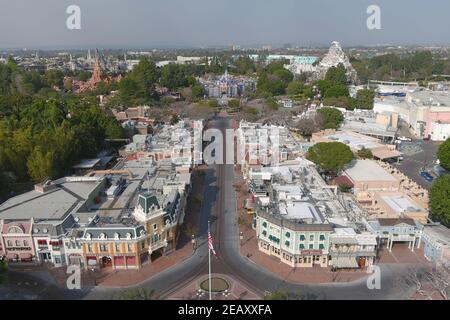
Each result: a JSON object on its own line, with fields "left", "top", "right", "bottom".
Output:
{"left": 398, "top": 136, "right": 412, "bottom": 142}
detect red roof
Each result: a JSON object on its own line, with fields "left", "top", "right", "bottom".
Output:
{"left": 333, "top": 176, "right": 354, "bottom": 188}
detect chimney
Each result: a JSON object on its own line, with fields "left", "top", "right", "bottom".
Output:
{"left": 34, "top": 179, "right": 57, "bottom": 193}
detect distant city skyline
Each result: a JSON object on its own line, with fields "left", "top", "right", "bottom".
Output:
{"left": 1, "top": 0, "right": 450, "bottom": 49}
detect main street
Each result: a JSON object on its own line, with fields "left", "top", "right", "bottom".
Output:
{"left": 1, "top": 115, "right": 414, "bottom": 300}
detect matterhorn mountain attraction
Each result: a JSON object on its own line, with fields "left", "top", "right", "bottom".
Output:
{"left": 314, "top": 41, "right": 358, "bottom": 83}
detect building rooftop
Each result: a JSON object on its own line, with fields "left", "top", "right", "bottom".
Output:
{"left": 0, "top": 177, "right": 103, "bottom": 221}
{"left": 380, "top": 194, "right": 422, "bottom": 213}
{"left": 344, "top": 159, "right": 397, "bottom": 182}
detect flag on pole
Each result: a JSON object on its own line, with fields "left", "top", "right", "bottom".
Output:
{"left": 208, "top": 230, "right": 217, "bottom": 256}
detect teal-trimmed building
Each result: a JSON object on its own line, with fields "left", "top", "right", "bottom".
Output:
{"left": 256, "top": 210, "right": 333, "bottom": 268}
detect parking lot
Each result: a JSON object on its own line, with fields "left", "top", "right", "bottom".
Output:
{"left": 393, "top": 139, "right": 439, "bottom": 190}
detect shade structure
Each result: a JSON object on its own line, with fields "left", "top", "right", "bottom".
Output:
{"left": 332, "top": 256, "right": 359, "bottom": 268}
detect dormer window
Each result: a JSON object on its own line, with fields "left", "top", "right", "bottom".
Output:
{"left": 126, "top": 232, "right": 132, "bottom": 240}
{"left": 86, "top": 233, "right": 92, "bottom": 240}
{"left": 114, "top": 233, "right": 120, "bottom": 240}
{"left": 99, "top": 233, "right": 107, "bottom": 240}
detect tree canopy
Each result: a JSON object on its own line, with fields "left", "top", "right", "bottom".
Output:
{"left": 307, "top": 142, "right": 354, "bottom": 173}
{"left": 429, "top": 175, "right": 450, "bottom": 227}
{"left": 118, "top": 57, "right": 159, "bottom": 106}
{"left": 437, "top": 138, "right": 450, "bottom": 170}
{"left": 317, "top": 107, "right": 343, "bottom": 129}
{"left": 0, "top": 95, "right": 123, "bottom": 184}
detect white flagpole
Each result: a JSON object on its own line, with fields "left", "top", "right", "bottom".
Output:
{"left": 208, "top": 220, "right": 212, "bottom": 300}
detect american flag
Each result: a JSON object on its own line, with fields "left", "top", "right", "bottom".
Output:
{"left": 208, "top": 230, "right": 217, "bottom": 256}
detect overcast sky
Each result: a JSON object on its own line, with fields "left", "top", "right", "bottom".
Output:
{"left": 1, "top": 0, "right": 449, "bottom": 49}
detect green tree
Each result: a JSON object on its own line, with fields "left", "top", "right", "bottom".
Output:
{"left": 27, "top": 146, "right": 56, "bottom": 183}
{"left": 324, "top": 84, "right": 349, "bottom": 98}
{"left": 266, "top": 97, "right": 280, "bottom": 111}
{"left": 233, "top": 56, "right": 256, "bottom": 74}
{"left": 43, "top": 69, "right": 64, "bottom": 88}
{"left": 317, "top": 107, "right": 344, "bottom": 129}
{"left": 307, "top": 142, "right": 354, "bottom": 174}
{"left": 357, "top": 147, "right": 373, "bottom": 159}
{"left": 325, "top": 64, "right": 347, "bottom": 85}
{"left": 228, "top": 99, "right": 240, "bottom": 109}
{"left": 437, "top": 138, "right": 450, "bottom": 170}
{"left": 191, "top": 85, "right": 204, "bottom": 100}
{"left": 355, "top": 89, "right": 375, "bottom": 110}
{"left": 160, "top": 64, "right": 189, "bottom": 90}
{"left": 287, "top": 81, "right": 305, "bottom": 95}
{"left": 429, "top": 175, "right": 450, "bottom": 227}
{"left": 119, "top": 58, "right": 159, "bottom": 106}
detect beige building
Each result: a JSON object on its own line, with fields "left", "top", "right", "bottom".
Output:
{"left": 372, "top": 192, "right": 428, "bottom": 225}
{"left": 343, "top": 159, "right": 400, "bottom": 194}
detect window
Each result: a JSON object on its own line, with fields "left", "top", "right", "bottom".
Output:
{"left": 262, "top": 230, "right": 267, "bottom": 237}
{"left": 319, "top": 234, "right": 325, "bottom": 241}
{"left": 55, "top": 257, "right": 61, "bottom": 264}
{"left": 127, "top": 244, "right": 133, "bottom": 251}
{"left": 262, "top": 222, "right": 267, "bottom": 228}
{"left": 299, "top": 244, "right": 305, "bottom": 249}
{"left": 99, "top": 244, "right": 108, "bottom": 252}
{"left": 115, "top": 244, "right": 121, "bottom": 252}
{"left": 309, "top": 234, "right": 314, "bottom": 241}
{"left": 87, "top": 244, "right": 92, "bottom": 252}
{"left": 300, "top": 234, "right": 305, "bottom": 241}
{"left": 6, "top": 240, "right": 12, "bottom": 246}
{"left": 285, "top": 232, "right": 290, "bottom": 238}
{"left": 23, "top": 240, "right": 28, "bottom": 246}
{"left": 141, "top": 242, "right": 145, "bottom": 250}
{"left": 319, "top": 244, "right": 325, "bottom": 250}
{"left": 15, "top": 240, "right": 20, "bottom": 246}
{"left": 153, "top": 224, "right": 157, "bottom": 230}
{"left": 285, "top": 241, "right": 290, "bottom": 247}
{"left": 309, "top": 244, "right": 313, "bottom": 249}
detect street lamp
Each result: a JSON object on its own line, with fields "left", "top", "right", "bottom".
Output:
{"left": 191, "top": 234, "right": 196, "bottom": 251}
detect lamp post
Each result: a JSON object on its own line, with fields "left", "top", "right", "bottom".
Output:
{"left": 191, "top": 234, "right": 196, "bottom": 251}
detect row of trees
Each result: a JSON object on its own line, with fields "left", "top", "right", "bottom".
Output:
{"left": 316, "top": 64, "right": 375, "bottom": 110}
{"left": 0, "top": 93, "right": 123, "bottom": 195}
{"left": 429, "top": 138, "right": 450, "bottom": 226}
{"left": 351, "top": 51, "right": 449, "bottom": 83}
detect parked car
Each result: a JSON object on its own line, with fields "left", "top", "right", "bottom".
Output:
{"left": 398, "top": 136, "right": 412, "bottom": 142}
{"left": 420, "top": 171, "right": 434, "bottom": 182}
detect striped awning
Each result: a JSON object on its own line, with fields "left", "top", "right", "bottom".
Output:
{"left": 332, "top": 256, "right": 359, "bottom": 268}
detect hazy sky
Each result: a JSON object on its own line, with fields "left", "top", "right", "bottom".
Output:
{"left": 1, "top": 0, "right": 449, "bottom": 49}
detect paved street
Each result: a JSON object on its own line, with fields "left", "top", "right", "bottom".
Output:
{"left": 0, "top": 115, "right": 422, "bottom": 300}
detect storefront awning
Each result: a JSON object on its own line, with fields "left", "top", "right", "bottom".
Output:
{"left": 19, "top": 253, "right": 32, "bottom": 260}
{"left": 6, "top": 253, "right": 18, "bottom": 260}
{"left": 332, "top": 256, "right": 359, "bottom": 268}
